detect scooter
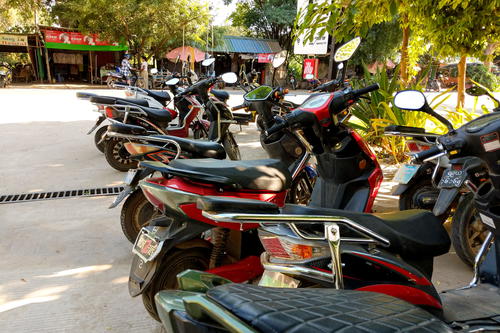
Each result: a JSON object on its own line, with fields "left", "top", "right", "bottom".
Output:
{"left": 153, "top": 90, "right": 500, "bottom": 333}
{"left": 388, "top": 84, "right": 500, "bottom": 265}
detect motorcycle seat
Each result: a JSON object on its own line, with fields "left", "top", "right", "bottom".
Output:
{"left": 142, "top": 89, "right": 171, "bottom": 105}
{"left": 210, "top": 89, "right": 230, "bottom": 102}
{"left": 139, "top": 106, "right": 173, "bottom": 123}
{"left": 90, "top": 95, "right": 150, "bottom": 107}
{"left": 282, "top": 204, "right": 450, "bottom": 259}
{"left": 152, "top": 136, "right": 226, "bottom": 159}
{"left": 108, "top": 122, "right": 149, "bottom": 135}
{"left": 206, "top": 284, "right": 452, "bottom": 333}
{"left": 168, "top": 158, "right": 292, "bottom": 191}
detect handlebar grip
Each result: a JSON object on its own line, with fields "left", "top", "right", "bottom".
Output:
{"left": 413, "top": 145, "right": 442, "bottom": 162}
{"left": 232, "top": 104, "right": 247, "bottom": 111}
{"left": 353, "top": 84, "right": 380, "bottom": 97}
{"left": 265, "top": 118, "right": 288, "bottom": 136}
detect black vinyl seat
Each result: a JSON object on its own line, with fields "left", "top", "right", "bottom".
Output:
{"left": 139, "top": 106, "right": 172, "bottom": 123}
{"left": 153, "top": 136, "right": 226, "bottom": 159}
{"left": 168, "top": 158, "right": 292, "bottom": 191}
{"left": 207, "top": 284, "right": 452, "bottom": 333}
{"left": 282, "top": 205, "right": 450, "bottom": 258}
{"left": 90, "top": 95, "right": 150, "bottom": 107}
{"left": 142, "top": 89, "right": 171, "bottom": 105}
{"left": 211, "top": 89, "right": 230, "bottom": 102}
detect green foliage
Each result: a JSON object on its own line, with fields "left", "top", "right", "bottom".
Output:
{"left": 348, "top": 64, "right": 472, "bottom": 162}
{"left": 349, "top": 19, "right": 402, "bottom": 67}
{"left": 287, "top": 54, "right": 303, "bottom": 78}
{"left": 230, "top": 0, "right": 296, "bottom": 49}
{"left": 443, "top": 63, "right": 499, "bottom": 91}
{"left": 0, "top": 0, "right": 53, "bottom": 32}
{"left": 51, "top": 0, "right": 209, "bottom": 58}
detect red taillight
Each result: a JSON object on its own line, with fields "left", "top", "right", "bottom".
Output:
{"left": 259, "top": 230, "right": 328, "bottom": 260}
{"left": 105, "top": 106, "right": 115, "bottom": 118}
{"left": 260, "top": 237, "right": 291, "bottom": 259}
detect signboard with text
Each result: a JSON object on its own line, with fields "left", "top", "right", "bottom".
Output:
{"left": 293, "top": 0, "right": 329, "bottom": 55}
{"left": 258, "top": 53, "right": 274, "bottom": 63}
{"left": 43, "top": 30, "right": 127, "bottom": 51}
{"left": 0, "top": 34, "right": 28, "bottom": 47}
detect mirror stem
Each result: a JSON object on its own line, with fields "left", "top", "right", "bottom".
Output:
{"left": 423, "top": 104, "right": 454, "bottom": 132}
{"left": 340, "top": 61, "right": 347, "bottom": 83}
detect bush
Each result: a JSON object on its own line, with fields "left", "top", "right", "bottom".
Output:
{"left": 440, "top": 63, "right": 499, "bottom": 91}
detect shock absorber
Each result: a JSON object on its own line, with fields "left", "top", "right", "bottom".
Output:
{"left": 209, "top": 227, "right": 229, "bottom": 269}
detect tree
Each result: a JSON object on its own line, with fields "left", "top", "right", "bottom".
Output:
{"left": 410, "top": 0, "right": 500, "bottom": 108}
{"left": 51, "top": 0, "right": 209, "bottom": 59}
{"left": 0, "top": 0, "right": 53, "bottom": 32}
{"left": 229, "top": 0, "right": 296, "bottom": 50}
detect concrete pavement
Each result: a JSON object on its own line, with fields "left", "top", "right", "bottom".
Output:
{"left": 0, "top": 87, "right": 476, "bottom": 332}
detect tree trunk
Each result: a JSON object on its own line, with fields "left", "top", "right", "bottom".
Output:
{"left": 400, "top": 22, "right": 410, "bottom": 86}
{"left": 457, "top": 55, "right": 466, "bottom": 109}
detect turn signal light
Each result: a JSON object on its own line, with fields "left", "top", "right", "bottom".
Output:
{"left": 258, "top": 230, "right": 329, "bottom": 261}
{"left": 124, "top": 143, "right": 158, "bottom": 155}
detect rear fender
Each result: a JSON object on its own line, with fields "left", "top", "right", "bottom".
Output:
{"left": 432, "top": 188, "right": 460, "bottom": 216}
{"left": 128, "top": 217, "right": 211, "bottom": 297}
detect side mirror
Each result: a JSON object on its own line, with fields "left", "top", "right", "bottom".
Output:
{"left": 164, "top": 77, "right": 180, "bottom": 86}
{"left": 221, "top": 72, "right": 237, "bottom": 84}
{"left": 244, "top": 85, "right": 273, "bottom": 101}
{"left": 334, "top": 37, "right": 361, "bottom": 62}
{"left": 466, "top": 85, "right": 488, "bottom": 97}
{"left": 393, "top": 90, "right": 427, "bottom": 110}
{"left": 150, "top": 68, "right": 158, "bottom": 74}
{"left": 202, "top": 58, "right": 215, "bottom": 67}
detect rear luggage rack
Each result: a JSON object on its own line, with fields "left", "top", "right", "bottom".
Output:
{"left": 0, "top": 186, "right": 124, "bottom": 204}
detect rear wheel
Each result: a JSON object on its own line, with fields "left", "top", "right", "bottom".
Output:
{"left": 104, "top": 138, "right": 138, "bottom": 172}
{"left": 451, "top": 193, "right": 488, "bottom": 266}
{"left": 288, "top": 172, "right": 314, "bottom": 205}
{"left": 141, "top": 248, "right": 210, "bottom": 321}
{"left": 222, "top": 132, "right": 241, "bottom": 160}
{"left": 398, "top": 179, "right": 449, "bottom": 222}
{"left": 120, "top": 190, "right": 160, "bottom": 243}
{"left": 94, "top": 126, "right": 108, "bottom": 153}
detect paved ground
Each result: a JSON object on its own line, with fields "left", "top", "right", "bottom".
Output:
{"left": 0, "top": 87, "right": 482, "bottom": 332}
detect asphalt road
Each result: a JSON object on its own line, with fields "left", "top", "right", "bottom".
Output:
{"left": 0, "top": 86, "right": 483, "bottom": 332}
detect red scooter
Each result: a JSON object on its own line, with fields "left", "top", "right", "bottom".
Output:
{"left": 127, "top": 80, "right": 383, "bottom": 320}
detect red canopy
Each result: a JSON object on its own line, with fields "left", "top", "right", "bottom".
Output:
{"left": 166, "top": 46, "right": 206, "bottom": 62}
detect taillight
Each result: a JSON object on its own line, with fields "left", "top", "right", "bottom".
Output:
{"left": 105, "top": 106, "right": 115, "bottom": 118}
{"left": 258, "top": 230, "right": 329, "bottom": 261}
{"left": 406, "top": 140, "right": 431, "bottom": 152}
{"left": 124, "top": 143, "right": 158, "bottom": 155}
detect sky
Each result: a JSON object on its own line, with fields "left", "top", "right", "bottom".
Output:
{"left": 209, "top": 0, "right": 237, "bottom": 26}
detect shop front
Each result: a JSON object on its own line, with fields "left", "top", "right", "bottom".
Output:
{"left": 41, "top": 27, "right": 127, "bottom": 84}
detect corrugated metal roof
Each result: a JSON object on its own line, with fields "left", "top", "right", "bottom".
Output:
{"left": 210, "top": 36, "right": 281, "bottom": 54}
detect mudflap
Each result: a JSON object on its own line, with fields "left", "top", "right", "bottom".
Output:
{"left": 128, "top": 217, "right": 210, "bottom": 297}
{"left": 109, "top": 168, "right": 154, "bottom": 209}
{"left": 393, "top": 184, "right": 410, "bottom": 196}
{"left": 433, "top": 188, "right": 459, "bottom": 216}
{"left": 87, "top": 116, "right": 106, "bottom": 135}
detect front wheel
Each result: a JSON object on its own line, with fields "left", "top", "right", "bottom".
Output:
{"left": 120, "top": 190, "right": 160, "bottom": 243}
{"left": 141, "top": 248, "right": 210, "bottom": 321}
{"left": 104, "top": 138, "right": 138, "bottom": 172}
{"left": 451, "top": 193, "right": 488, "bottom": 266}
{"left": 222, "top": 132, "right": 241, "bottom": 160}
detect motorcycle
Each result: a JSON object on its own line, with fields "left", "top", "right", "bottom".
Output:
{"left": 154, "top": 89, "right": 500, "bottom": 333}
{"left": 388, "top": 84, "right": 500, "bottom": 265}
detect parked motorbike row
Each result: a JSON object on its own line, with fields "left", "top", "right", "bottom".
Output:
{"left": 81, "top": 38, "right": 499, "bottom": 332}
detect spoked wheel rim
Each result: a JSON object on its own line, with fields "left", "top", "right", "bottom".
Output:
{"left": 112, "top": 140, "right": 134, "bottom": 166}
{"left": 291, "top": 177, "right": 312, "bottom": 205}
{"left": 465, "top": 210, "right": 488, "bottom": 256}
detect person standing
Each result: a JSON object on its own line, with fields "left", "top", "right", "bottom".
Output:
{"left": 121, "top": 54, "right": 132, "bottom": 85}
{"left": 140, "top": 56, "right": 149, "bottom": 89}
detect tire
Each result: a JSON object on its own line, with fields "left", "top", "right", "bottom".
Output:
{"left": 451, "top": 193, "right": 488, "bottom": 266}
{"left": 120, "top": 190, "right": 160, "bottom": 243}
{"left": 399, "top": 179, "right": 450, "bottom": 222}
{"left": 222, "top": 132, "right": 241, "bottom": 160}
{"left": 141, "top": 248, "right": 210, "bottom": 321}
{"left": 193, "top": 123, "right": 208, "bottom": 139}
{"left": 94, "top": 126, "right": 108, "bottom": 153}
{"left": 104, "top": 138, "right": 138, "bottom": 172}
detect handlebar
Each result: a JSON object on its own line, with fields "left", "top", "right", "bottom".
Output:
{"left": 311, "top": 79, "right": 340, "bottom": 92}
{"left": 232, "top": 103, "right": 247, "bottom": 111}
{"left": 352, "top": 84, "right": 379, "bottom": 97}
{"left": 265, "top": 117, "right": 288, "bottom": 136}
{"left": 413, "top": 145, "right": 442, "bottom": 162}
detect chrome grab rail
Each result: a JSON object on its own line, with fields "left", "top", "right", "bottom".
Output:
{"left": 105, "top": 131, "right": 181, "bottom": 160}
{"left": 201, "top": 210, "right": 391, "bottom": 290}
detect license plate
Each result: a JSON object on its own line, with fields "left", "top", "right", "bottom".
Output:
{"left": 258, "top": 271, "right": 300, "bottom": 288}
{"left": 124, "top": 169, "right": 138, "bottom": 185}
{"left": 438, "top": 169, "right": 467, "bottom": 188}
{"left": 393, "top": 164, "right": 419, "bottom": 184}
{"left": 132, "top": 229, "right": 164, "bottom": 262}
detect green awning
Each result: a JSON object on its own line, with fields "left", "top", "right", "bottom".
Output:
{"left": 45, "top": 42, "right": 127, "bottom": 51}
